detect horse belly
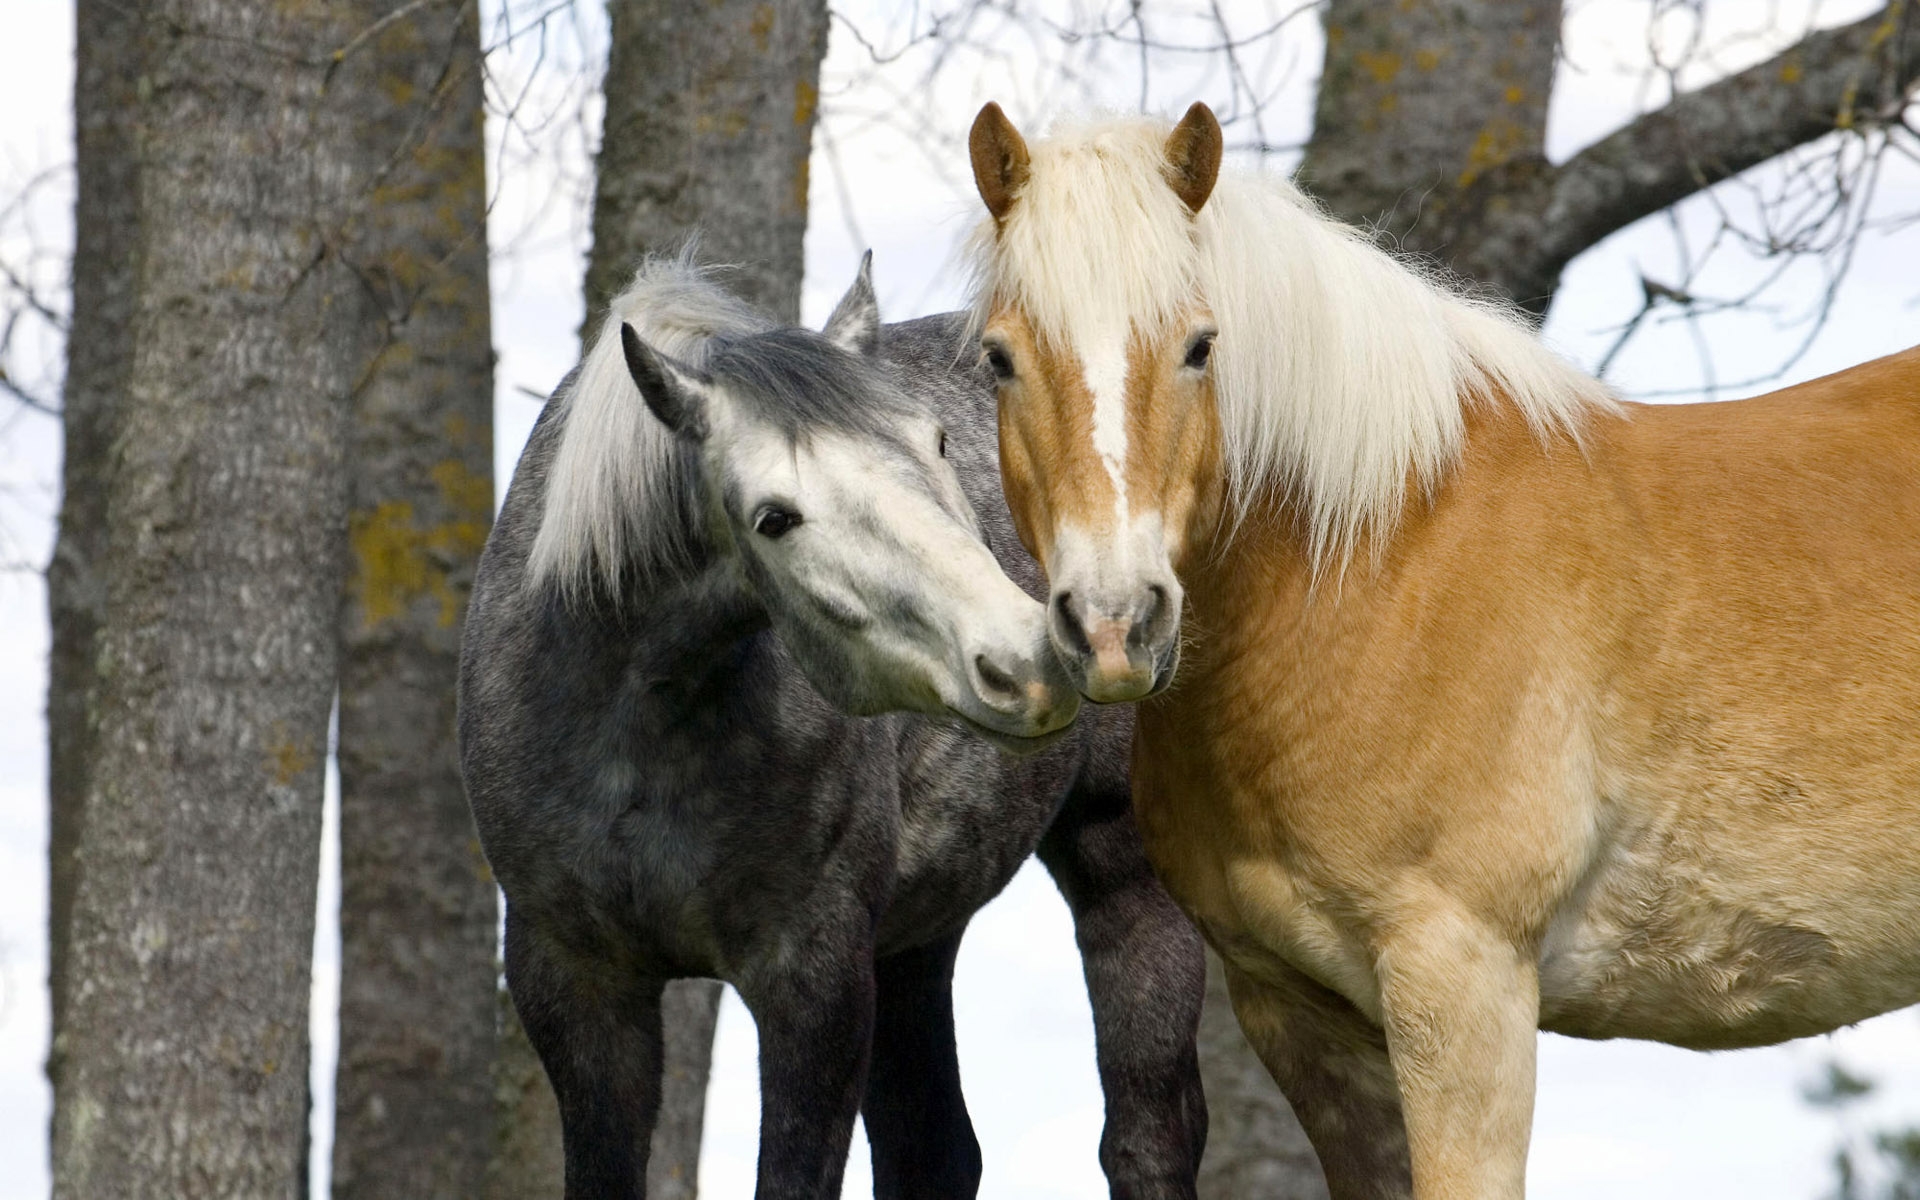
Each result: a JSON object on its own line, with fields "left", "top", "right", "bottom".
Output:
{"left": 1536, "top": 826, "right": 1920, "bottom": 1049}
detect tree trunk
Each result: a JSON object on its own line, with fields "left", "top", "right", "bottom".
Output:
{"left": 48, "top": 1, "right": 378, "bottom": 1195}
{"left": 329, "top": 3, "right": 498, "bottom": 1198}
{"left": 583, "top": 0, "right": 829, "bottom": 326}
{"left": 1300, "top": 0, "right": 1564, "bottom": 309}
{"left": 488, "top": 2, "right": 829, "bottom": 1195}
{"left": 1196, "top": 952, "right": 1328, "bottom": 1200}
{"left": 46, "top": 0, "right": 141, "bottom": 1074}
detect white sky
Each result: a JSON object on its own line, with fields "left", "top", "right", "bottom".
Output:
{"left": 3, "top": 2, "right": 1920, "bottom": 1198}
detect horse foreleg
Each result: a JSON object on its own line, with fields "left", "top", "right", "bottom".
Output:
{"left": 1040, "top": 784, "right": 1208, "bottom": 1200}
{"left": 861, "top": 930, "right": 983, "bottom": 1200}
{"left": 503, "top": 905, "right": 664, "bottom": 1200}
{"left": 1373, "top": 912, "right": 1538, "bottom": 1200}
{"left": 739, "top": 929, "right": 878, "bottom": 1200}
{"left": 1221, "top": 957, "right": 1412, "bottom": 1200}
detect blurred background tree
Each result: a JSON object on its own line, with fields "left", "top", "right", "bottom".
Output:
{"left": 1806, "top": 1057, "right": 1920, "bottom": 1200}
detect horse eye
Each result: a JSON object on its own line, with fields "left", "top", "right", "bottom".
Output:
{"left": 937, "top": 429, "right": 948, "bottom": 458}
{"left": 1184, "top": 334, "right": 1214, "bottom": 371}
{"left": 983, "top": 344, "right": 1015, "bottom": 381}
{"left": 753, "top": 505, "right": 802, "bottom": 539}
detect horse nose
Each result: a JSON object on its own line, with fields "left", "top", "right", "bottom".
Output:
{"left": 1050, "top": 582, "right": 1176, "bottom": 703}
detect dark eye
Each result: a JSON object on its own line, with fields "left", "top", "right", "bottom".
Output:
{"left": 983, "top": 343, "right": 1015, "bottom": 381}
{"left": 753, "top": 505, "right": 802, "bottom": 539}
{"left": 937, "top": 429, "right": 948, "bottom": 458}
{"left": 1184, "top": 334, "right": 1214, "bottom": 371}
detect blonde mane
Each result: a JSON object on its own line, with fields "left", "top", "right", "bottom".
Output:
{"left": 966, "top": 114, "right": 1616, "bottom": 567}
{"left": 527, "top": 253, "right": 772, "bottom": 599}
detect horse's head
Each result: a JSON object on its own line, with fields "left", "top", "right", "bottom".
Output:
{"left": 968, "top": 102, "right": 1226, "bottom": 704}
{"left": 622, "top": 257, "right": 1080, "bottom": 749}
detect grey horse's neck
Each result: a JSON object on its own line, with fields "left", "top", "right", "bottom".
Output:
{"left": 610, "top": 554, "right": 775, "bottom": 719}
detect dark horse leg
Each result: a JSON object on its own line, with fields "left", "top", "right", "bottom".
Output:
{"left": 738, "top": 922, "right": 879, "bottom": 1200}
{"left": 504, "top": 903, "right": 664, "bottom": 1200}
{"left": 861, "top": 930, "right": 982, "bottom": 1200}
{"left": 1040, "top": 775, "right": 1209, "bottom": 1200}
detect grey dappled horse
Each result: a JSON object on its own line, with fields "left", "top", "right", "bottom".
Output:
{"left": 457, "top": 256, "right": 1207, "bottom": 1200}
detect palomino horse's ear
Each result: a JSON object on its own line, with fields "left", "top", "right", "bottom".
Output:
{"left": 1164, "top": 102, "right": 1222, "bottom": 215}
{"left": 970, "top": 102, "right": 1030, "bottom": 224}
{"left": 621, "top": 323, "right": 712, "bottom": 441}
{"left": 822, "top": 250, "right": 880, "bottom": 358}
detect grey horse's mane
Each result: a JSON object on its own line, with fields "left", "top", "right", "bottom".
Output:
{"left": 528, "top": 254, "right": 773, "bottom": 599}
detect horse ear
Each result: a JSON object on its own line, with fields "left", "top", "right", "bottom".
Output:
{"left": 823, "top": 250, "right": 880, "bottom": 357}
{"left": 1164, "top": 102, "right": 1222, "bottom": 214}
{"left": 970, "top": 102, "right": 1030, "bottom": 224}
{"left": 621, "top": 323, "right": 711, "bottom": 441}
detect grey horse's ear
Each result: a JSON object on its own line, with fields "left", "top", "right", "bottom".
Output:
{"left": 622, "top": 323, "right": 712, "bottom": 440}
{"left": 822, "top": 251, "right": 880, "bottom": 358}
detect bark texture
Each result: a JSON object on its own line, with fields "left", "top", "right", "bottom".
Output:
{"left": 1300, "top": 0, "right": 1564, "bottom": 307}
{"left": 329, "top": 3, "right": 499, "bottom": 1198}
{"left": 1196, "top": 952, "right": 1328, "bottom": 1200}
{"left": 582, "top": 0, "right": 830, "bottom": 327}
{"left": 487, "top": 2, "right": 829, "bottom": 1194}
{"left": 48, "top": 1, "right": 378, "bottom": 1195}
{"left": 487, "top": 991, "right": 565, "bottom": 1200}
{"left": 47, "top": 0, "right": 140, "bottom": 1062}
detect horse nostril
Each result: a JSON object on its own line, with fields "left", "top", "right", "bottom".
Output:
{"left": 1051, "top": 592, "right": 1091, "bottom": 656}
{"left": 974, "top": 653, "right": 1020, "bottom": 701}
{"left": 1130, "top": 582, "right": 1177, "bottom": 648}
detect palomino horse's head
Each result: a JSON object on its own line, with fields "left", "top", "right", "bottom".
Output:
{"left": 621, "top": 257, "right": 1081, "bottom": 749}
{"left": 968, "top": 102, "right": 1226, "bottom": 703}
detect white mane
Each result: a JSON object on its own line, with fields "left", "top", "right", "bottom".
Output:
{"left": 527, "top": 254, "right": 772, "bottom": 598}
{"left": 967, "top": 115, "right": 1616, "bottom": 568}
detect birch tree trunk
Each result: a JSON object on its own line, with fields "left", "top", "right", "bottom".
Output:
{"left": 48, "top": 0, "right": 379, "bottom": 1195}
{"left": 330, "top": 3, "right": 499, "bottom": 1197}
{"left": 488, "top": 2, "right": 828, "bottom": 1196}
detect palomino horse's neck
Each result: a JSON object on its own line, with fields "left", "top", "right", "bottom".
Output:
{"left": 1172, "top": 398, "right": 1569, "bottom": 703}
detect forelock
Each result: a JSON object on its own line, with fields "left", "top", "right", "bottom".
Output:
{"left": 966, "top": 114, "right": 1202, "bottom": 346}
{"left": 705, "top": 327, "right": 916, "bottom": 446}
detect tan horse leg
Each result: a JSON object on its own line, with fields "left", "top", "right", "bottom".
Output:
{"left": 1223, "top": 959, "right": 1413, "bottom": 1200}
{"left": 1374, "top": 913, "right": 1539, "bottom": 1200}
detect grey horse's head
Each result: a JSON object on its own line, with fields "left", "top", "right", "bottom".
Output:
{"left": 619, "top": 258, "right": 1080, "bottom": 749}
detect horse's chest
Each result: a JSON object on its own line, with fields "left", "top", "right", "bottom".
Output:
{"left": 877, "top": 729, "right": 1060, "bottom": 945}
{"left": 1130, "top": 727, "right": 1385, "bottom": 1018}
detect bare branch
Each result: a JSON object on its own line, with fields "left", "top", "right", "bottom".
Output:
{"left": 1541, "top": 0, "right": 1920, "bottom": 271}
{"left": 0, "top": 366, "right": 59, "bottom": 417}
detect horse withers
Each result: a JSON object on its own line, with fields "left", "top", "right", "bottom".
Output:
{"left": 457, "top": 254, "right": 1206, "bottom": 1199}
{"left": 966, "top": 101, "right": 1920, "bottom": 1200}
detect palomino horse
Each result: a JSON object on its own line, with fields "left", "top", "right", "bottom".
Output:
{"left": 964, "top": 100, "right": 1920, "bottom": 1199}
{"left": 459, "top": 253, "right": 1206, "bottom": 1199}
